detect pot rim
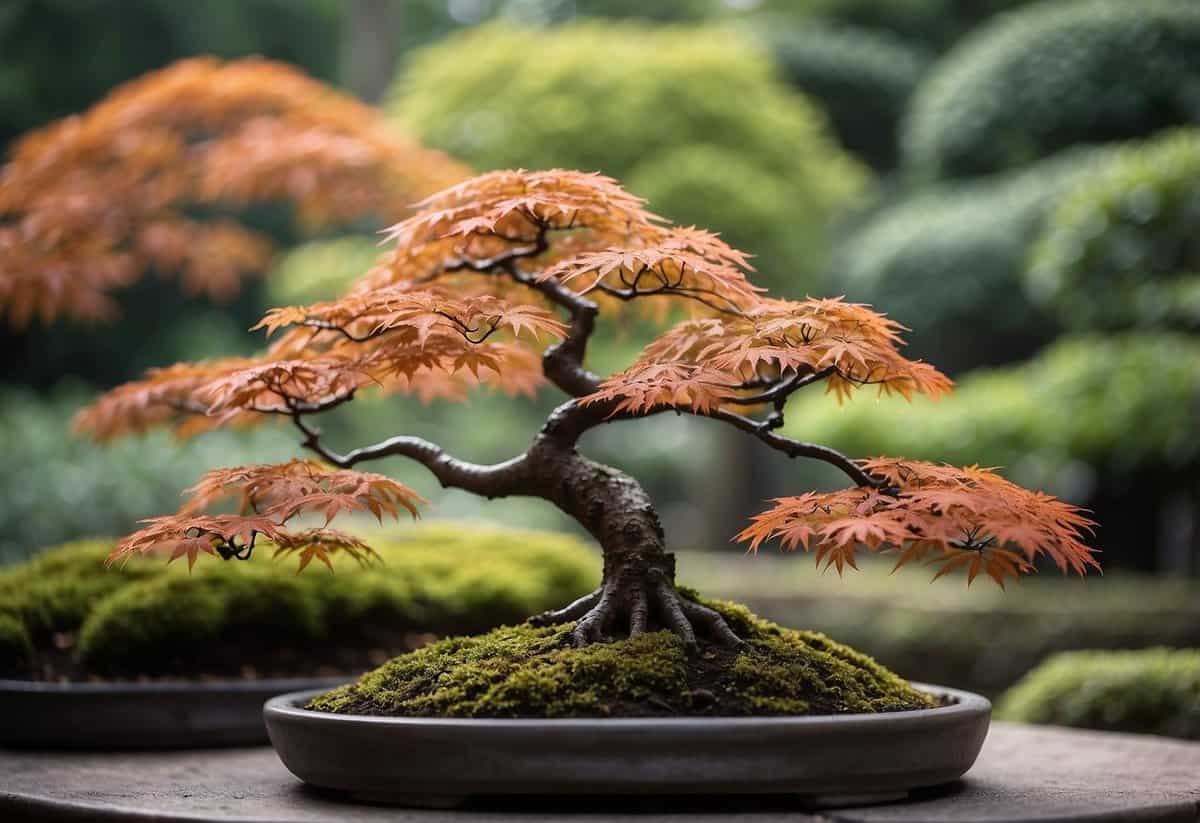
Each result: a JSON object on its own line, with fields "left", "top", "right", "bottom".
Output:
{"left": 266, "top": 681, "right": 990, "bottom": 729}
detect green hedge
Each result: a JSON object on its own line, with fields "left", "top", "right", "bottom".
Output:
{"left": 760, "top": 24, "right": 928, "bottom": 169}
{"left": 0, "top": 524, "right": 598, "bottom": 677}
{"left": 829, "top": 148, "right": 1113, "bottom": 370}
{"left": 389, "top": 21, "right": 867, "bottom": 294}
{"left": 681, "top": 554, "right": 1200, "bottom": 697}
{"left": 997, "top": 648, "right": 1200, "bottom": 739}
{"left": 1027, "top": 129, "right": 1200, "bottom": 332}
{"left": 903, "top": 0, "right": 1200, "bottom": 180}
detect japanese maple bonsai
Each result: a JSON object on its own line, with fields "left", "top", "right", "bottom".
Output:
{"left": 68, "top": 167, "right": 1096, "bottom": 660}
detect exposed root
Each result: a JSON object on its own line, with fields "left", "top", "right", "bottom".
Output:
{"left": 529, "top": 588, "right": 601, "bottom": 626}
{"left": 532, "top": 582, "right": 746, "bottom": 653}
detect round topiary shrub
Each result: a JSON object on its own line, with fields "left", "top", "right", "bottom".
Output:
{"left": 760, "top": 23, "right": 929, "bottom": 169}
{"left": 997, "top": 648, "right": 1200, "bottom": 740}
{"left": 829, "top": 148, "right": 1113, "bottom": 371}
{"left": 0, "top": 524, "right": 597, "bottom": 680}
{"left": 1026, "top": 129, "right": 1200, "bottom": 331}
{"left": 903, "top": 0, "right": 1200, "bottom": 179}
{"left": 388, "top": 21, "right": 867, "bottom": 293}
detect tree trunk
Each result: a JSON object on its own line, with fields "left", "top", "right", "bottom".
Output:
{"left": 526, "top": 436, "right": 742, "bottom": 649}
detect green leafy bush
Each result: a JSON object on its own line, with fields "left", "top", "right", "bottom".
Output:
{"left": 1027, "top": 129, "right": 1200, "bottom": 331}
{"left": 997, "top": 649, "right": 1200, "bottom": 739}
{"left": 389, "top": 21, "right": 866, "bottom": 293}
{"left": 761, "top": 24, "right": 929, "bottom": 169}
{"left": 0, "top": 524, "right": 598, "bottom": 677}
{"left": 829, "top": 148, "right": 1113, "bottom": 370}
{"left": 903, "top": 0, "right": 1200, "bottom": 180}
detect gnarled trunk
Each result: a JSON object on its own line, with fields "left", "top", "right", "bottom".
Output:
{"left": 525, "top": 436, "right": 742, "bottom": 650}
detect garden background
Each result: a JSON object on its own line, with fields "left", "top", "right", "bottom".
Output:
{"left": 3, "top": 0, "right": 1199, "bottom": 722}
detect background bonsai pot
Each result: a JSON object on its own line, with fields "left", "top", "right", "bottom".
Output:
{"left": 265, "top": 684, "right": 991, "bottom": 804}
{"left": 0, "top": 675, "right": 349, "bottom": 749}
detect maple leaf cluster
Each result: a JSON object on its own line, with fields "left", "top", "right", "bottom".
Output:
{"left": 584, "top": 297, "right": 953, "bottom": 416}
{"left": 0, "top": 57, "right": 468, "bottom": 327}
{"left": 108, "top": 459, "right": 423, "bottom": 571}
{"left": 737, "top": 459, "right": 1098, "bottom": 584}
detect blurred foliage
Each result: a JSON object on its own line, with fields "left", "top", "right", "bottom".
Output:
{"left": 759, "top": 23, "right": 929, "bottom": 170}
{"left": 682, "top": 553, "right": 1200, "bottom": 697}
{"left": 997, "top": 648, "right": 1200, "bottom": 739}
{"left": 829, "top": 148, "right": 1116, "bottom": 371}
{"left": 0, "top": 384, "right": 297, "bottom": 563}
{"left": 0, "top": 526, "right": 597, "bottom": 676}
{"left": 389, "top": 21, "right": 867, "bottom": 294}
{"left": 902, "top": 0, "right": 1200, "bottom": 180}
{"left": 1028, "top": 129, "right": 1200, "bottom": 332}
{"left": 266, "top": 235, "right": 384, "bottom": 307}
{"left": 752, "top": 0, "right": 1037, "bottom": 54}
{"left": 0, "top": 0, "right": 338, "bottom": 148}
{"left": 786, "top": 333, "right": 1200, "bottom": 497}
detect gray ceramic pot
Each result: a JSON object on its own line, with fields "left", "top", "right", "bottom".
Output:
{"left": 0, "top": 676, "right": 347, "bottom": 749}
{"left": 265, "top": 683, "right": 990, "bottom": 806}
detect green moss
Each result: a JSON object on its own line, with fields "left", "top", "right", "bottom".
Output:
{"left": 0, "top": 539, "right": 165, "bottom": 638}
{"left": 3, "top": 524, "right": 598, "bottom": 677}
{"left": 308, "top": 596, "right": 933, "bottom": 718}
{"left": 997, "top": 648, "right": 1200, "bottom": 740}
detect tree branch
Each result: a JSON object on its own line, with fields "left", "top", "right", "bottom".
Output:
{"left": 290, "top": 413, "right": 529, "bottom": 499}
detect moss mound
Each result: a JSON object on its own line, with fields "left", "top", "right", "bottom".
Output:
{"left": 309, "top": 596, "right": 933, "bottom": 718}
{"left": 997, "top": 648, "right": 1200, "bottom": 740}
{"left": 0, "top": 524, "right": 597, "bottom": 680}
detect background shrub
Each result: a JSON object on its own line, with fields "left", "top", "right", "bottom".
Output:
{"left": 760, "top": 23, "right": 929, "bottom": 169}
{"left": 1, "top": 524, "right": 598, "bottom": 677}
{"left": 997, "top": 648, "right": 1200, "bottom": 739}
{"left": 388, "top": 21, "right": 866, "bottom": 294}
{"left": 1027, "top": 129, "right": 1200, "bottom": 332}
{"left": 902, "top": 0, "right": 1200, "bottom": 180}
{"left": 828, "top": 148, "right": 1113, "bottom": 371}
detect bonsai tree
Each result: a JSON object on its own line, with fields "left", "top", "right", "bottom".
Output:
{"left": 0, "top": 57, "right": 467, "bottom": 327}
{"left": 73, "top": 168, "right": 1098, "bottom": 648}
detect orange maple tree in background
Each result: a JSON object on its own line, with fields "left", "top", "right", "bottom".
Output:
{"left": 61, "top": 166, "right": 1096, "bottom": 648}
{"left": 0, "top": 57, "right": 468, "bottom": 327}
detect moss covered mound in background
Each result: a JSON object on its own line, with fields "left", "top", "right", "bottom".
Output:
{"left": 309, "top": 597, "right": 933, "bottom": 718}
{"left": 0, "top": 524, "right": 597, "bottom": 680}
{"left": 997, "top": 648, "right": 1200, "bottom": 740}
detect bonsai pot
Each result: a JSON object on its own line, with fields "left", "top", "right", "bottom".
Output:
{"left": 0, "top": 675, "right": 348, "bottom": 749}
{"left": 265, "top": 683, "right": 990, "bottom": 806}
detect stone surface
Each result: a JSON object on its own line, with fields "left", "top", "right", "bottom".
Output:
{"left": 1, "top": 723, "right": 1198, "bottom": 822}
